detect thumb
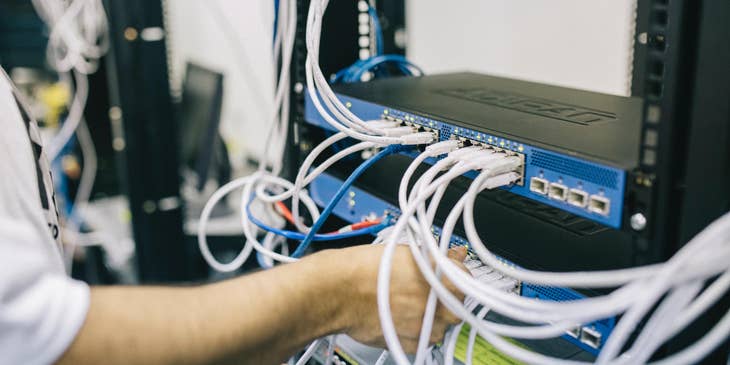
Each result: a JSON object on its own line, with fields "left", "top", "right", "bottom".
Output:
{"left": 447, "top": 246, "right": 468, "bottom": 262}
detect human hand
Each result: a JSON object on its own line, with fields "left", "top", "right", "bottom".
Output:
{"left": 328, "top": 244, "right": 468, "bottom": 352}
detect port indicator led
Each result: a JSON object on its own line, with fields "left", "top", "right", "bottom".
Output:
{"left": 568, "top": 189, "right": 588, "bottom": 208}
{"left": 549, "top": 183, "right": 568, "bottom": 201}
{"left": 529, "top": 177, "right": 549, "bottom": 195}
{"left": 589, "top": 195, "right": 611, "bottom": 216}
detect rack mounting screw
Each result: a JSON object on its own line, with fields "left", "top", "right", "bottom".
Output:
{"left": 631, "top": 213, "right": 647, "bottom": 231}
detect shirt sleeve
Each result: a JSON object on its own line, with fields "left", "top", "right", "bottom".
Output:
{"left": 0, "top": 219, "right": 91, "bottom": 365}
{"left": 0, "top": 69, "right": 91, "bottom": 365}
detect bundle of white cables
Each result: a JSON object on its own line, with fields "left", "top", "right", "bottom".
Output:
{"left": 32, "top": 0, "right": 109, "bottom": 160}
{"left": 31, "top": 0, "right": 110, "bottom": 270}
{"left": 376, "top": 140, "right": 730, "bottom": 365}
{"left": 196, "top": 1, "right": 730, "bottom": 365}
{"left": 197, "top": 0, "right": 436, "bottom": 273}
{"left": 197, "top": 2, "right": 439, "bottom": 363}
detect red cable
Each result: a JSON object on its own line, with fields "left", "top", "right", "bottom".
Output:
{"left": 274, "top": 201, "right": 297, "bottom": 226}
{"left": 273, "top": 201, "right": 381, "bottom": 234}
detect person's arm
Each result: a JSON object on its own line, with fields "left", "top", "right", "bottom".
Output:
{"left": 57, "top": 245, "right": 467, "bottom": 365}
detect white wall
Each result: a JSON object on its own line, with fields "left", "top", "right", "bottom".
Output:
{"left": 406, "top": 0, "right": 637, "bottom": 96}
{"left": 166, "top": 0, "right": 276, "bottom": 168}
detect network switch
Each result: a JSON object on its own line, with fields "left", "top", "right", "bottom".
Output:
{"left": 305, "top": 74, "right": 641, "bottom": 228}
{"left": 305, "top": 72, "right": 641, "bottom": 228}
{"left": 308, "top": 171, "right": 616, "bottom": 356}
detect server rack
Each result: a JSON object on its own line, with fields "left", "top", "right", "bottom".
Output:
{"left": 103, "top": 0, "right": 189, "bottom": 282}
{"left": 288, "top": 0, "right": 729, "bottom": 363}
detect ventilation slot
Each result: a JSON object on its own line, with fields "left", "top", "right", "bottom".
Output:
{"left": 530, "top": 151, "right": 619, "bottom": 189}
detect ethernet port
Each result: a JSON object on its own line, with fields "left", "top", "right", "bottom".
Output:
{"left": 566, "top": 326, "right": 581, "bottom": 338}
{"left": 548, "top": 183, "right": 568, "bottom": 201}
{"left": 568, "top": 189, "right": 588, "bottom": 208}
{"left": 529, "top": 177, "right": 549, "bottom": 195}
{"left": 580, "top": 327, "right": 602, "bottom": 349}
{"left": 588, "top": 195, "right": 611, "bottom": 216}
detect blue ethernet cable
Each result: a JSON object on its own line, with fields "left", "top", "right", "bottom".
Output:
{"left": 331, "top": 55, "right": 423, "bottom": 84}
{"left": 291, "top": 144, "right": 409, "bottom": 258}
{"left": 246, "top": 199, "right": 389, "bottom": 241}
{"left": 367, "top": 6, "right": 384, "bottom": 56}
{"left": 252, "top": 218, "right": 390, "bottom": 269}
{"left": 330, "top": 6, "right": 423, "bottom": 84}
{"left": 349, "top": 55, "right": 423, "bottom": 80}
{"left": 254, "top": 219, "right": 391, "bottom": 269}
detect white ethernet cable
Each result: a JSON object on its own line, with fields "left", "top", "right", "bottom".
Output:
{"left": 31, "top": 0, "right": 108, "bottom": 160}
{"left": 198, "top": 171, "right": 323, "bottom": 271}
{"left": 263, "top": 0, "right": 298, "bottom": 176}
{"left": 378, "top": 150, "right": 524, "bottom": 365}
{"left": 209, "top": 1, "right": 723, "bottom": 364}
{"left": 60, "top": 117, "right": 97, "bottom": 273}
{"left": 204, "top": 128, "right": 421, "bottom": 269}
{"left": 376, "top": 139, "right": 730, "bottom": 364}
{"left": 323, "top": 335, "right": 336, "bottom": 365}
{"left": 46, "top": 70, "right": 89, "bottom": 161}
{"left": 259, "top": 232, "right": 289, "bottom": 268}
{"left": 420, "top": 170, "right": 724, "bottom": 362}
{"left": 199, "top": 0, "right": 437, "bottom": 270}
{"left": 30, "top": 0, "right": 111, "bottom": 268}
{"left": 410, "top": 159, "right": 591, "bottom": 363}
{"left": 255, "top": 121, "right": 402, "bottom": 207}
{"left": 432, "top": 210, "right": 724, "bottom": 362}
{"left": 466, "top": 306, "right": 491, "bottom": 365}
{"left": 31, "top": 0, "right": 109, "bottom": 75}
{"left": 198, "top": 0, "right": 298, "bottom": 270}
{"left": 303, "top": 0, "right": 438, "bottom": 146}
{"left": 294, "top": 339, "right": 322, "bottom": 365}
{"left": 301, "top": 1, "right": 729, "bottom": 364}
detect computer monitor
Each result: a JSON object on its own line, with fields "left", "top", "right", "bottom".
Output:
{"left": 179, "top": 62, "right": 230, "bottom": 191}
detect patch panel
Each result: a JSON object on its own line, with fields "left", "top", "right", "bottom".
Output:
{"left": 305, "top": 94, "right": 627, "bottom": 228}
{"left": 309, "top": 171, "right": 616, "bottom": 356}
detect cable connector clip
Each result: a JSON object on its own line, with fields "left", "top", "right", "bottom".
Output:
{"left": 382, "top": 126, "right": 417, "bottom": 137}
{"left": 425, "top": 139, "right": 461, "bottom": 155}
{"left": 448, "top": 146, "right": 488, "bottom": 160}
{"left": 480, "top": 172, "right": 520, "bottom": 189}
{"left": 479, "top": 156, "right": 522, "bottom": 175}
{"left": 367, "top": 120, "right": 401, "bottom": 129}
{"left": 399, "top": 132, "right": 436, "bottom": 145}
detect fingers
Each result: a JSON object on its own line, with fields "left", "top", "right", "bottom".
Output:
{"left": 430, "top": 322, "right": 450, "bottom": 345}
{"left": 447, "top": 245, "right": 468, "bottom": 261}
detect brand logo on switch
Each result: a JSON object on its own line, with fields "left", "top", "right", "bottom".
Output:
{"left": 437, "top": 88, "right": 617, "bottom": 125}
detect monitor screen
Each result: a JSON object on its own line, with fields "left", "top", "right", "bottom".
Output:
{"left": 179, "top": 62, "right": 226, "bottom": 191}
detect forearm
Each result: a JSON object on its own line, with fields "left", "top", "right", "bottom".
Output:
{"left": 57, "top": 250, "right": 351, "bottom": 365}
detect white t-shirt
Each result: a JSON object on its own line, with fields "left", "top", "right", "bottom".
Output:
{"left": 0, "top": 67, "right": 90, "bottom": 365}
